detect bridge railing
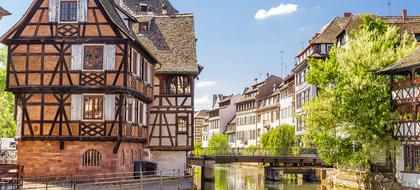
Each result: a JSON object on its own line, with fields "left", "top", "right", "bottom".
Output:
{"left": 190, "top": 147, "right": 318, "bottom": 157}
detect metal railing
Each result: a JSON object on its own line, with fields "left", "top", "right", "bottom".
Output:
{"left": 190, "top": 147, "right": 318, "bottom": 157}
{"left": 20, "top": 168, "right": 194, "bottom": 190}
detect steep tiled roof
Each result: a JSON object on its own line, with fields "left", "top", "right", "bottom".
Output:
{"left": 312, "top": 17, "right": 350, "bottom": 44}
{"left": 123, "top": 0, "right": 178, "bottom": 15}
{"left": 379, "top": 47, "right": 420, "bottom": 74}
{"left": 136, "top": 14, "right": 199, "bottom": 74}
{"left": 98, "top": 0, "right": 158, "bottom": 63}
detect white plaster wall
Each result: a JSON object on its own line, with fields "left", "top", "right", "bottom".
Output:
{"left": 150, "top": 151, "right": 187, "bottom": 175}
{"left": 280, "top": 96, "right": 295, "bottom": 126}
{"left": 395, "top": 144, "right": 420, "bottom": 189}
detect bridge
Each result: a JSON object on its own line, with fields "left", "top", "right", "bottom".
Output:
{"left": 187, "top": 148, "right": 327, "bottom": 181}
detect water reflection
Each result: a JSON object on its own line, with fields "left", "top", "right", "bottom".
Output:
{"left": 194, "top": 164, "right": 352, "bottom": 190}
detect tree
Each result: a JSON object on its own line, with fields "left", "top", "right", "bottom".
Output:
{"left": 304, "top": 15, "right": 416, "bottom": 168}
{"left": 0, "top": 46, "right": 15, "bottom": 138}
{"left": 207, "top": 134, "right": 230, "bottom": 155}
{"left": 260, "top": 124, "right": 296, "bottom": 155}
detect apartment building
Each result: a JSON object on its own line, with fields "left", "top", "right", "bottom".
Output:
{"left": 279, "top": 75, "right": 295, "bottom": 126}
{"left": 194, "top": 110, "right": 209, "bottom": 144}
{"left": 202, "top": 94, "right": 240, "bottom": 148}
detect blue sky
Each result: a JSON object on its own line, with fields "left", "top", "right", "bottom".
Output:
{"left": 1, "top": 0, "right": 420, "bottom": 110}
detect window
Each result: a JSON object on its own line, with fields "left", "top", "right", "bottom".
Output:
{"left": 140, "top": 5, "right": 148, "bottom": 12}
{"left": 132, "top": 51, "right": 138, "bottom": 76}
{"left": 84, "top": 46, "right": 104, "bottom": 70}
{"left": 60, "top": 1, "right": 77, "bottom": 22}
{"left": 163, "top": 76, "right": 192, "bottom": 95}
{"left": 405, "top": 145, "right": 420, "bottom": 172}
{"left": 83, "top": 96, "right": 104, "bottom": 120}
{"left": 139, "top": 22, "right": 149, "bottom": 32}
{"left": 83, "top": 149, "right": 101, "bottom": 166}
{"left": 415, "top": 34, "right": 420, "bottom": 42}
{"left": 177, "top": 117, "right": 188, "bottom": 133}
{"left": 127, "top": 101, "right": 133, "bottom": 122}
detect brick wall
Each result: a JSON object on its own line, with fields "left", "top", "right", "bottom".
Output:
{"left": 17, "top": 141, "right": 143, "bottom": 177}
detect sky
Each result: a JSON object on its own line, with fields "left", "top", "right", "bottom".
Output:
{"left": 0, "top": 0, "right": 420, "bottom": 110}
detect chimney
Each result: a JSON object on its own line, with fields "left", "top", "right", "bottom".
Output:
{"left": 212, "top": 95, "right": 218, "bottom": 108}
{"left": 254, "top": 78, "right": 258, "bottom": 85}
{"left": 402, "top": 9, "right": 407, "bottom": 20}
{"left": 266, "top": 73, "right": 270, "bottom": 78}
{"left": 344, "top": 12, "right": 352, "bottom": 18}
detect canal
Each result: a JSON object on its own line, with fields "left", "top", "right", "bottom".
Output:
{"left": 194, "top": 164, "right": 351, "bottom": 190}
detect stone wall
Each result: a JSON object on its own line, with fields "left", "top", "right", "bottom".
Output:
{"left": 322, "top": 169, "right": 402, "bottom": 190}
{"left": 17, "top": 141, "right": 143, "bottom": 177}
{"left": 150, "top": 151, "right": 186, "bottom": 175}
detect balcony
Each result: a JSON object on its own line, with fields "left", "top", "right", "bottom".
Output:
{"left": 394, "top": 121, "right": 420, "bottom": 141}
{"left": 19, "top": 121, "right": 147, "bottom": 143}
{"left": 7, "top": 71, "right": 153, "bottom": 102}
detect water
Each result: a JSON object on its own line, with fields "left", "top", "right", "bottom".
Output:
{"left": 194, "top": 164, "right": 350, "bottom": 190}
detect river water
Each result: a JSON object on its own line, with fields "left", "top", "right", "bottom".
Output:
{"left": 194, "top": 164, "right": 350, "bottom": 190}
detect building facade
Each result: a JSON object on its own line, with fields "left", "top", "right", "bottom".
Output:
{"left": 202, "top": 94, "right": 240, "bottom": 148}
{"left": 120, "top": 0, "right": 200, "bottom": 174}
{"left": 1, "top": 0, "right": 158, "bottom": 177}
{"left": 194, "top": 110, "right": 208, "bottom": 144}
{"left": 279, "top": 75, "right": 295, "bottom": 126}
{"left": 2, "top": 0, "right": 200, "bottom": 177}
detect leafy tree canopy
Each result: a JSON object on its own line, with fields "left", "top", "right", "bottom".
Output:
{"left": 0, "top": 46, "right": 15, "bottom": 138}
{"left": 208, "top": 134, "right": 230, "bottom": 150}
{"left": 260, "top": 124, "right": 296, "bottom": 151}
{"left": 304, "top": 15, "right": 416, "bottom": 168}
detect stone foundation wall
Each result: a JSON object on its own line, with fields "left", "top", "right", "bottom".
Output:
{"left": 322, "top": 169, "right": 402, "bottom": 190}
{"left": 150, "top": 151, "right": 186, "bottom": 174}
{"left": 17, "top": 141, "right": 144, "bottom": 177}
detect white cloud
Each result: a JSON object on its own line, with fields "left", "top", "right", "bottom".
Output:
{"left": 196, "top": 81, "right": 217, "bottom": 88}
{"left": 255, "top": 4, "right": 298, "bottom": 20}
{"left": 195, "top": 95, "right": 212, "bottom": 105}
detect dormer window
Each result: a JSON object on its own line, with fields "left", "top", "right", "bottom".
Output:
{"left": 140, "top": 4, "right": 148, "bottom": 12}
{"left": 415, "top": 34, "right": 420, "bottom": 42}
{"left": 139, "top": 22, "right": 149, "bottom": 33}
{"left": 60, "top": 1, "right": 77, "bottom": 22}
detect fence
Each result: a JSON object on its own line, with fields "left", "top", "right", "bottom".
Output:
{"left": 0, "top": 164, "right": 24, "bottom": 190}
{"left": 191, "top": 147, "right": 318, "bottom": 157}
{"left": 19, "top": 167, "right": 194, "bottom": 190}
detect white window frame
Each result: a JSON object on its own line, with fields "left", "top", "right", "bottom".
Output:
{"left": 58, "top": 0, "right": 79, "bottom": 23}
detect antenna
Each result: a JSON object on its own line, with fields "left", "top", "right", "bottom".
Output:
{"left": 280, "top": 50, "right": 284, "bottom": 77}
{"left": 387, "top": 0, "right": 392, "bottom": 16}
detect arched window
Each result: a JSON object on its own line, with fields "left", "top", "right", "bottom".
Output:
{"left": 83, "top": 149, "right": 101, "bottom": 166}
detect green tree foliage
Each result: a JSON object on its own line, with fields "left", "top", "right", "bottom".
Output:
{"left": 260, "top": 124, "right": 296, "bottom": 155}
{"left": 304, "top": 15, "right": 417, "bottom": 168}
{"left": 0, "top": 46, "right": 15, "bottom": 138}
{"left": 207, "top": 134, "right": 230, "bottom": 155}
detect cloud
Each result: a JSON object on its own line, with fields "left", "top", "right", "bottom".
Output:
{"left": 196, "top": 81, "right": 217, "bottom": 88}
{"left": 195, "top": 95, "right": 212, "bottom": 105}
{"left": 255, "top": 4, "right": 298, "bottom": 20}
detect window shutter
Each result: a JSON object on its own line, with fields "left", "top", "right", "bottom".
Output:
{"left": 104, "top": 45, "right": 116, "bottom": 70}
{"left": 105, "top": 95, "right": 116, "bottom": 121}
{"left": 49, "top": 0, "right": 58, "bottom": 22}
{"left": 71, "top": 95, "right": 82, "bottom": 120}
{"left": 71, "top": 45, "right": 83, "bottom": 70}
{"left": 142, "top": 104, "right": 147, "bottom": 125}
{"left": 132, "top": 99, "right": 135, "bottom": 122}
{"left": 78, "top": 0, "right": 88, "bottom": 22}
{"left": 147, "top": 64, "right": 153, "bottom": 83}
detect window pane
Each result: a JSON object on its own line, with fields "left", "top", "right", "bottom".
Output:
{"left": 83, "top": 96, "right": 104, "bottom": 120}
{"left": 178, "top": 117, "right": 187, "bottom": 133}
{"left": 84, "top": 46, "right": 104, "bottom": 70}
{"left": 60, "top": 1, "right": 77, "bottom": 22}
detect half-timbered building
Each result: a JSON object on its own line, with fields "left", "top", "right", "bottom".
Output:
{"left": 379, "top": 46, "right": 420, "bottom": 188}
{"left": 1, "top": 0, "right": 157, "bottom": 177}
{"left": 118, "top": 0, "right": 201, "bottom": 173}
